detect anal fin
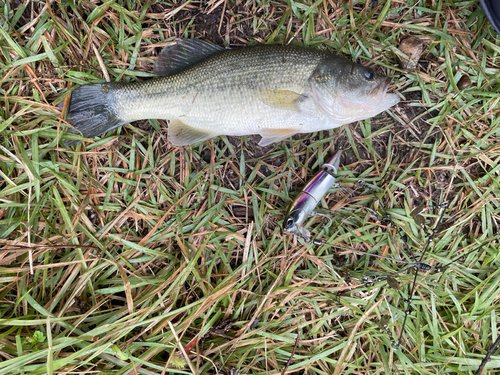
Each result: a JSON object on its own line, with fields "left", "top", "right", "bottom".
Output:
{"left": 168, "top": 119, "right": 217, "bottom": 146}
{"left": 258, "top": 128, "right": 299, "bottom": 146}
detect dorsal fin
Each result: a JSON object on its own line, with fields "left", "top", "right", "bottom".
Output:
{"left": 153, "top": 38, "right": 225, "bottom": 76}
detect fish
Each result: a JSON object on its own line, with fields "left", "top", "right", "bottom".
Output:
{"left": 62, "top": 38, "right": 400, "bottom": 147}
{"left": 283, "top": 149, "right": 342, "bottom": 242}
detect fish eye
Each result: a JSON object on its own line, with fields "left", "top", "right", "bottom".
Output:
{"left": 363, "top": 68, "right": 375, "bottom": 80}
{"left": 284, "top": 217, "right": 294, "bottom": 230}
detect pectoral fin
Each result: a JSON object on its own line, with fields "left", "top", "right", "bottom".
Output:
{"left": 168, "top": 119, "right": 217, "bottom": 146}
{"left": 258, "top": 128, "right": 299, "bottom": 146}
{"left": 257, "top": 89, "right": 303, "bottom": 111}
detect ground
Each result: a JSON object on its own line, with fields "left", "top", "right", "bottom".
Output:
{"left": 0, "top": 0, "right": 500, "bottom": 374}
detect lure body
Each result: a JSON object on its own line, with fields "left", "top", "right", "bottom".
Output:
{"left": 283, "top": 150, "right": 342, "bottom": 240}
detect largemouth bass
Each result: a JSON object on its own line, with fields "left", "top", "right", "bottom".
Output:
{"left": 63, "top": 39, "right": 399, "bottom": 146}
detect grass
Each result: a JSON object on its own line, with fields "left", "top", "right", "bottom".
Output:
{"left": 1, "top": 0, "right": 500, "bottom": 374}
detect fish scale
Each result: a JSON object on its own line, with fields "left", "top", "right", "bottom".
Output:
{"left": 63, "top": 39, "right": 399, "bottom": 147}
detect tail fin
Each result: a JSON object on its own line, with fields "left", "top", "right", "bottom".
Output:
{"left": 61, "top": 82, "right": 126, "bottom": 146}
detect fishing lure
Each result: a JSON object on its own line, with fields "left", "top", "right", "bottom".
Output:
{"left": 282, "top": 160, "right": 494, "bottom": 350}
{"left": 283, "top": 149, "right": 342, "bottom": 242}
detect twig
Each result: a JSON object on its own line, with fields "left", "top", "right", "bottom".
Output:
{"left": 475, "top": 335, "right": 500, "bottom": 375}
{"left": 0, "top": 245, "right": 98, "bottom": 252}
{"left": 281, "top": 331, "right": 300, "bottom": 375}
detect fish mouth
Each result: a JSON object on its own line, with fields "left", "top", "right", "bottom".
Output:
{"left": 369, "top": 77, "right": 392, "bottom": 100}
{"left": 365, "top": 77, "right": 400, "bottom": 111}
